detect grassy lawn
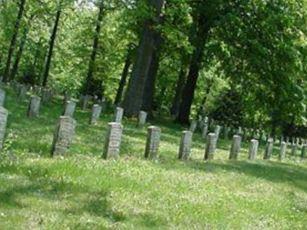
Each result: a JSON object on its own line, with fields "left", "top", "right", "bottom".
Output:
{"left": 0, "top": 86, "right": 306, "bottom": 229}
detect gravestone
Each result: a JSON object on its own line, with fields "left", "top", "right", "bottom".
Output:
{"left": 0, "top": 107, "right": 8, "bottom": 149}
{"left": 279, "top": 141, "right": 287, "bottom": 161}
{"left": 189, "top": 120, "right": 197, "bottom": 133}
{"left": 286, "top": 136, "right": 290, "bottom": 144}
{"left": 291, "top": 142, "right": 297, "bottom": 156}
{"left": 64, "top": 100, "right": 76, "bottom": 117}
{"left": 204, "top": 133, "right": 217, "bottom": 160}
{"left": 0, "top": 89, "right": 5, "bottom": 107}
{"left": 301, "top": 144, "right": 306, "bottom": 159}
{"left": 138, "top": 111, "right": 147, "bottom": 127}
{"left": 229, "top": 135, "right": 242, "bottom": 160}
{"left": 80, "top": 94, "right": 91, "bottom": 110}
{"left": 237, "top": 127, "right": 243, "bottom": 136}
{"left": 27, "top": 96, "right": 41, "bottom": 117}
{"left": 264, "top": 138, "right": 274, "bottom": 160}
{"left": 202, "top": 122, "right": 209, "bottom": 139}
{"left": 51, "top": 116, "right": 76, "bottom": 156}
{"left": 90, "top": 104, "right": 102, "bottom": 125}
{"left": 178, "top": 131, "right": 193, "bottom": 160}
{"left": 42, "top": 88, "right": 52, "bottom": 103}
{"left": 63, "top": 91, "right": 71, "bottom": 105}
{"left": 214, "top": 125, "right": 221, "bottom": 139}
{"left": 145, "top": 126, "right": 161, "bottom": 159}
{"left": 103, "top": 122, "right": 123, "bottom": 159}
{"left": 198, "top": 119, "right": 204, "bottom": 132}
{"left": 99, "top": 97, "right": 107, "bottom": 112}
{"left": 280, "top": 136, "right": 284, "bottom": 145}
{"left": 114, "top": 107, "right": 124, "bottom": 123}
{"left": 18, "top": 85, "right": 27, "bottom": 100}
{"left": 248, "top": 139, "right": 258, "bottom": 160}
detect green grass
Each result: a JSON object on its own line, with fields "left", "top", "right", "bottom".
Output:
{"left": 0, "top": 86, "right": 306, "bottom": 229}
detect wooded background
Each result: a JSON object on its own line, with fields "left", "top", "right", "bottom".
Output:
{"left": 0, "top": 0, "right": 306, "bottom": 138}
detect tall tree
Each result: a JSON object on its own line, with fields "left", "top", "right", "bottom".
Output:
{"left": 114, "top": 44, "right": 134, "bottom": 105}
{"left": 2, "top": 0, "right": 26, "bottom": 82}
{"left": 83, "top": 0, "right": 104, "bottom": 96}
{"left": 170, "top": 67, "right": 187, "bottom": 117}
{"left": 42, "top": 0, "right": 62, "bottom": 87}
{"left": 10, "top": 26, "right": 28, "bottom": 81}
{"left": 176, "top": 12, "right": 211, "bottom": 124}
{"left": 122, "top": 0, "right": 164, "bottom": 117}
{"left": 141, "top": 33, "right": 163, "bottom": 117}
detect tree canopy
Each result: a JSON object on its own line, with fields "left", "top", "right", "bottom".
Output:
{"left": 0, "top": 0, "right": 306, "bottom": 138}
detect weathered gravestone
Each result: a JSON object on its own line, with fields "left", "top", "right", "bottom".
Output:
{"left": 214, "top": 125, "right": 221, "bottom": 139}
{"left": 178, "top": 131, "right": 193, "bottom": 160}
{"left": 103, "top": 122, "right": 123, "bottom": 159}
{"left": 138, "top": 111, "right": 147, "bottom": 127}
{"left": 223, "top": 126, "right": 229, "bottom": 140}
{"left": 237, "top": 127, "right": 243, "bottom": 136}
{"left": 248, "top": 139, "right": 259, "bottom": 160}
{"left": 27, "top": 95, "right": 41, "bottom": 117}
{"left": 63, "top": 91, "right": 71, "bottom": 105}
{"left": 90, "top": 104, "right": 102, "bottom": 125}
{"left": 204, "top": 133, "right": 217, "bottom": 160}
{"left": 80, "top": 94, "right": 91, "bottom": 110}
{"left": 99, "top": 97, "right": 107, "bottom": 112}
{"left": 286, "top": 136, "right": 290, "bottom": 144}
{"left": 291, "top": 142, "right": 297, "bottom": 156}
{"left": 189, "top": 120, "right": 197, "bottom": 133}
{"left": 145, "top": 126, "right": 161, "bottom": 159}
{"left": 279, "top": 141, "right": 287, "bottom": 161}
{"left": 64, "top": 100, "right": 76, "bottom": 117}
{"left": 114, "top": 107, "right": 124, "bottom": 123}
{"left": 229, "top": 135, "right": 242, "bottom": 160}
{"left": 0, "top": 107, "right": 8, "bottom": 149}
{"left": 0, "top": 89, "right": 5, "bottom": 107}
{"left": 198, "top": 119, "right": 205, "bottom": 132}
{"left": 41, "top": 88, "right": 52, "bottom": 103}
{"left": 51, "top": 116, "right": 76, "bottom": 156}
{"left": 18, "top": 85, "right": 27, "bottom": 100}
{"left": 264, "top": 138, "right": 274, "bottom": 160}
{"left": 201, "top": 122, "right": 209, "bottom": 139}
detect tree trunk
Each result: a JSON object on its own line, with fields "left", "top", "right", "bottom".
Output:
{"left": 122, "top": 0, "right": 164, "bottom": 117}
{"left": 83, "top": 0, "right": 104, "bottom": 95}
{"left": 176, "top": 45, "right": 205, "bottom": 124}
{"left": 114, "top": 46, "right": 133, "bottom": 105}
{"left": 41, "top": 3, "right": 62, "bottom": 87}
{"left": 10, "top": 27, "right": 29, "bottom": 81}
{"left": 3, "top": 0, "right": 26, "bottom": 82}
{"left": 170, "top": 63, "right": 189, "bottom": 117}
{"left": 176, "top": 16, "right": 210, "bottom": 124}
{"left": 141, "top": 34, "right": 162, "bottom": 117}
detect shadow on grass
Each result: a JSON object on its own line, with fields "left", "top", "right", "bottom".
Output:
{"left": 0, "top": 162, "right": 167, "bottom": 227}
{"left": 0, "top": 163, "right": 126, "bottom": 224}
{"left": 181, "top": 159, "right": 307, "bottom": 192}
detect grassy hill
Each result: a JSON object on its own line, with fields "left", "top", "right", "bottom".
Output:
{"left": 0, "top": 86, "right": 306, "bottom": 229}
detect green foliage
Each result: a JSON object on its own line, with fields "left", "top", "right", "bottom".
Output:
{"left": 0, "top": 0, "right": 306, "bottom": 134}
